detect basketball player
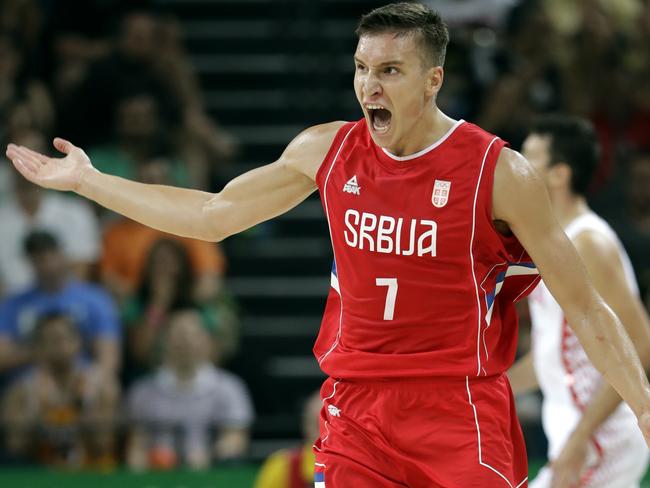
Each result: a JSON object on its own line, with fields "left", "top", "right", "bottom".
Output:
{"left": 6, "top": 3, "right": 650, "bottom": 486}
{"left": 509, "top": 116, "right": 650, "bottom": 488}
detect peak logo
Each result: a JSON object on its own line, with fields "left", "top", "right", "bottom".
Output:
{"left": 343, "top": 176, "right": 360, "bottom": 195}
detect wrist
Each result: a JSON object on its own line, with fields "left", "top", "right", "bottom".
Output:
{"left": 76, "top": 164, "right": 99, "bottom": 194}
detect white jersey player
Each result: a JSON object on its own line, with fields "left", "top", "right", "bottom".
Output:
{"left": 509, "top": 116, "right": 650, "bottom": 488}
{"left": 529, "top": 213, "right": 648, "bottom": 487}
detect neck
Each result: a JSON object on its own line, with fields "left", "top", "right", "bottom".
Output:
{"left": 39, "top": 275, "right": 68, "bottom": 293}
{"left": 387, "top": 107, "right": 456, "bottom": 157}
{"left": 173, "top": 363, "right": 199, "bottom": 383}
{"left": 549, "top": 189, "right": 590, "bottom": 228}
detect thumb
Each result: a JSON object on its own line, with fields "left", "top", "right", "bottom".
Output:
{"left": 53, "top": 137, "right": 75, "bottom": 155}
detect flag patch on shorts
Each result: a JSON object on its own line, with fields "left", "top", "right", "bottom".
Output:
{"left": 315, "top": 471, "right": 325, "bottom": 487}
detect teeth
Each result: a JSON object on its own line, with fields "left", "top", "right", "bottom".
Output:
{"left": 365, "top": 104, "right": 386, "bottom": 110}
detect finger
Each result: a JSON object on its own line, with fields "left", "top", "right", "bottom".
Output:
{"left": 13, "top": 157, "right": 39, "bottom": 177}
{"left": 53, "top": 137, "right": 75, "bottom": 155}
{"left": 18, "top": 145, "right": 52, "bottom": 165}
{"left": 12, "top": 147, "right": 46, "bottom": 168}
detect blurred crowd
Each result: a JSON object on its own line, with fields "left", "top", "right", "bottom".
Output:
{"left": 0, "top": 0, "right": 247, "bottom": 470}
{"left": 0, "top": 0, "right": 648, "bottom": 477}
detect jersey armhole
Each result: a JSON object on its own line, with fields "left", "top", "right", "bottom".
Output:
{"left": 479, "top": 138, "right": 529, "bottom": 259}
{"left": 315, "top": 121, "right": 357, "bottom": 189}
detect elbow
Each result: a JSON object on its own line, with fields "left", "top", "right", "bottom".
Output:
{"left": 201, "top": 223, "right": 229, "bottom": 243}
{"left": 199, "top": 196, "right": 229, "bottom": 242}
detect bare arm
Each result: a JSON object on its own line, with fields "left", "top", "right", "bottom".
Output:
{"left": 5, "top": 122, "right": 345, "bottom": 242}
{"left": 567, "top": 230, "right": 650, "bottom": 432}
{"left": 507, "top": 351, "right": 538, "bottom": 395}
{"left": 548, "top": 229, "right": 650, "bottom": 487}
{"left": 214, "top": 427, "right": 250, "bottom": 460}
{"left": 94, "top": 338, "right": 121, "bottom": 374}
{"left": 126, "top": 428, "right": 150, "bottom": 470}
{"left": 493, "top": 149, "right": 650, "bottom": 438}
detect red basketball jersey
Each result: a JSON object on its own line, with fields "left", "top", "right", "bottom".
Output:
{"left": 313, "top": 118, "right": 540, "bottom": 379}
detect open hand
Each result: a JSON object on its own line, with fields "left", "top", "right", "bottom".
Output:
{"left": 6, "top": 138, "right": 94, "bottom": 192}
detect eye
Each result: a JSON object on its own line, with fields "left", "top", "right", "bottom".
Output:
{"left": 384, "top": 67, "right": 399, "bottom": 75}
{"left": 356, "top": 63, "right": 367, "bottom": 72}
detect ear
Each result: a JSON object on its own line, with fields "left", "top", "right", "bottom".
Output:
{"left": 548, "top": 162, "right": 572, "bottom": 189}
{"left": 425, "top": 66, "right": 444, "bottom": 97}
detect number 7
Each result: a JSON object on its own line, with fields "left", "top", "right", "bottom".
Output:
{"left": 376, "top": 278, "right": 398, "bottom": 320}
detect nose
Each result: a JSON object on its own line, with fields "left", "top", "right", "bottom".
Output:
{"left": 363, "top": 71, "right": 382, "bottom": 98}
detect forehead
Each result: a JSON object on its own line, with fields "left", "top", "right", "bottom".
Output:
{"left": 355, "top": 32, "right": 421, "bottom": 64}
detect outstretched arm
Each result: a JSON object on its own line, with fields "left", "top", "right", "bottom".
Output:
{"left": 546, "top": 229, "right": 650, "bottom": 487}
{"left": 5, "top": 122, "right": 345, "bottom": 242}
{"left": 493, "top": 148, "right": 650, "bottom": 444}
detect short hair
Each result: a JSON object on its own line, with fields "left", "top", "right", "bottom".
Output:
{"left": 529, "top": 115, "right": 600, "bottom": 196}
{"left": 356, "top": 2, "right": 449, "bottom": 67}
{"left": 23, "top": 230, "right": 60, "bottom": 256}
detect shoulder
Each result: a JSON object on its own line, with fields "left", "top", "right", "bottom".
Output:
{"left": 0, "top": 289, "right": 34, "bottom": 313}
{"left": 282, "top": 121, "right": 349, "bottom": 180}
{"left": 67, "top": 281, "right": 113, "bottom": 304}
{"left": 572, "top": 225, "right": 622, "bottom": 269}
{"left": 255, "top": 448, "right": 292, "bottom": 485}
{"left": 127, "top": 375, "right": 157, "bottom": 402}
{"left": 492, "top": 148, "right": 546, "bottom": 222}
{"left": 494, "top": 148, "right": 537, "bottom": 186}
{"left": 212, "top": 367, "right": 249, "bottom": 391}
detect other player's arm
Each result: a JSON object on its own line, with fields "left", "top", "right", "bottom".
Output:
{"left": 5, "top": 122, "right": 346, "bottom": 242}
{"left": 507, "top": 350, "right": 538, "bottom": 395}
{"left": 493, "top": 148, "right": 650, "bottom": 443}
{"left": 548, "top": 230, "right": 650, "bottom": 488}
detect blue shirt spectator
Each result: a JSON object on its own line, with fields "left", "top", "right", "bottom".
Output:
{"left": 0, "top": 231, "right": 121, "bottom": 383}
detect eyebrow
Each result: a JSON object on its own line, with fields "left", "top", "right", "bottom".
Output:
{"left": 354, "top": 57, "right": 404, "bottom": 66}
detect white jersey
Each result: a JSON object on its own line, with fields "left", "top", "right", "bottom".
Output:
{"left": 529, "top": 212, "right": 648, "bottom": 488}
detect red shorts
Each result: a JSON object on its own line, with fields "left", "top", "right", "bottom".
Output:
{"left": 313, "top": 374, "right": 528, "bottom": 488}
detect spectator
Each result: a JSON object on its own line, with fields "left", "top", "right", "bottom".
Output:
{"left": 254, "top": 390, "right": 321, "bottom": 488}
{"left": 0, "top": 231, "right": 120, "bottom": 380}
{"left": 57, "top": 10, "right": 236, "bottom": 189}
{"left": 123, "top": 238, "right": 237, "bottom": 380}
{"left": 152, "top": 15, "right": 238, "bottom": 189}
{"left": 2, "top": 311, "right": 120, "bottom": 468}
{"left": 58, "top": 11, "right": 181, "bottom": 147}
{"left": 87, "top": 92, "right": 191, "bottom": 187}
{"left": 99, "top": 157, "right": 226, "bottom": 304}
{"left": 126, "top": 308, "right": 253, "bottom": 470}
{"left": 0, "top": 34, "right": 54, "bottom": 141}
{"left": 0, "top": 131, "right": 99, "bottom": 294}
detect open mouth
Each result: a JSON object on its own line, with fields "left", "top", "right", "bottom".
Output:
{"left": 366, "top": 104, "right": 392, "bottom": 135}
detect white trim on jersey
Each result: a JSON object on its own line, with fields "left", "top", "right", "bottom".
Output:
{"left": 470, "top": 136, "right": 499, "bottom": 377}
{"left": 466, "top": 376, "right": 528, "bottom": 488}
{"left": 381, "top": 119, "right": 465, "bottom": 161}
{"left": 330, "top": 272, "right": 340, "bottom": 294}
{"left": 485, "top": 263, "right": 539, "bottom": 325}
{"left": 318, "top": 123, "right": 358, "bottom": 366}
